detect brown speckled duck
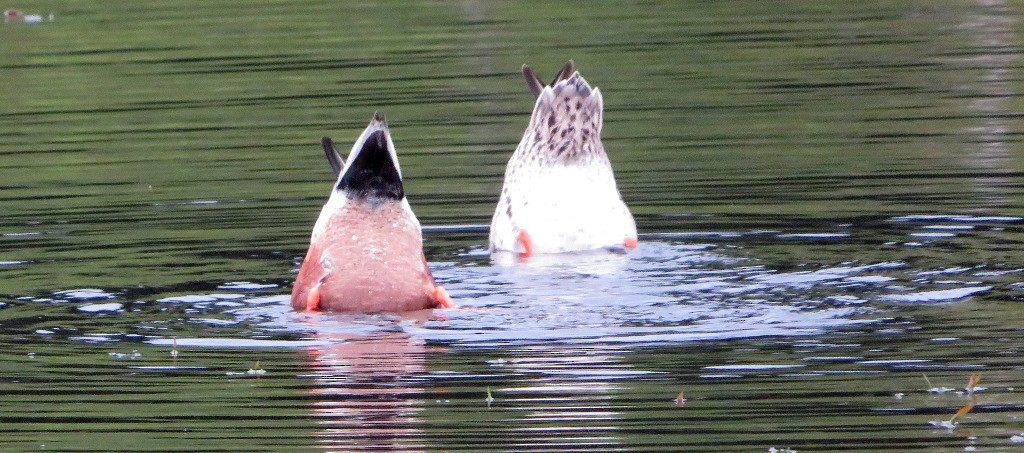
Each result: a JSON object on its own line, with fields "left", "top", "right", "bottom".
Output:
{"left": 490, "top": 61, "right": 637, "bottom": 257}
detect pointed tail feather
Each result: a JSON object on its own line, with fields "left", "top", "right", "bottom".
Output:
{"left": 521, "top": 60, "right": 576, "bottom": 98}
{"left": 322, "top": 136, "right": 344, "bottom": 176}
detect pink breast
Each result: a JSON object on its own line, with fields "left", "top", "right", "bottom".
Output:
{"left": 291, "top": 201, "right": 437, "bottom": 313}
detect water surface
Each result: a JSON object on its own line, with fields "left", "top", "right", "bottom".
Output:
{"left": 2, "top": 1, "right": 1023, "bottom": 451}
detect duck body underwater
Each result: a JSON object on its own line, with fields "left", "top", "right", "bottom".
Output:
{"left": 291, "top": 113, "right": 452, "bottom": 313}
{"left": 490, "top": 61, "right": 637, "bottom": 257}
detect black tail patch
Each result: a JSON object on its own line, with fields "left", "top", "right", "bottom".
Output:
{"left": 336, "top": 130, "right": 404, "bottom": 201}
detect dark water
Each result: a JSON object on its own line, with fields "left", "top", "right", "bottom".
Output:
{"left": 2, "top": 1, "right": 1024, "bottom": 451}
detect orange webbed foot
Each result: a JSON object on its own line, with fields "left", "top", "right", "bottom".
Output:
{"left": 433, "top": 285, "right": 454, "bottom": 309}
{"left": 517, "top": 230, "right": 534, "bottom": 258}
{"left": 305, "top": 285, "right": 321, "bottom": 312}
{"left": 624, "top": 237, "right": 638, "bottom": 249}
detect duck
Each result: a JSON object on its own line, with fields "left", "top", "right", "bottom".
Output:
{"left": 489, "top": 61, "right": 637, "bottom": 257}
{"left": 291, "top": 113, "right": 453, "bottom": 313}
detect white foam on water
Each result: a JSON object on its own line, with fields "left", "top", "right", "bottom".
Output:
{"left": 54, "top": 289, "right": 115, "bottom": 301}
{"left": 776, "top": 233, "right": 850, "bottom": 239}
{"left": 857, "top": 359, "right": 932, "bottom": 365}
{"left": 921, "top": 224, "right": 973, "bottom": 230}
{"left": 909, "top": 232, "right": 955, "bottom": 238}
{"left": 703, "top": 364, "right": 804, "bottom": 371}
{"left": 190, "top": 318, "right": 239, "bottom": 326}
{"left": 973, "top": 268, "right": 1024, "bottom": 277}
{"left": 78, "top": 303, "right": 124, "bottom": 313}
{"left": 916, "top": 267, "right": 973, "bottom": 276}
{"left": 843, "top": 275, "right": 896, "bottom": 283}
{"left": 801, "top": 356, "right": 862, "bottom": 362}
{"left": 890, "top": 214, "right": 1022, "bottom": 223}
{"left": 646, "top": 231, "right": 745, "bottom": 239}
{"left": 147, "top": 337, "right": 330, "bottom": 348}
{"left": 217, "top": 281, "right": 278, "bottom": 290}
{"left": 130, "top": 366, "right": 209, "bottom": 371}
{"left": 880, "top": 286, "right": 992, "bottom": 303}
{"left": 157, "top": 293, "right": 245, "bottom": 304}
{"left": 826, "top": 295, "right": 867, "bottom": 305}
{"left": 69, "top": 335, "right": 118, "bottom": 343}
{"left": 3, "top": 232, "right": 41, "bottom": 238}
{"left": 751, "top": 262, "right": 902, "bottom": 286}
{"left": 243, "top": 295, "right": 290, "bottom": 305}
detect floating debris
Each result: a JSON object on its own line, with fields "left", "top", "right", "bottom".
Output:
{"left": 3, "top": 9, "right": 54, "bottom": 23}
{"left": 108, "top": 350, "right": 142, "bottom": 360}
{"left": 929, "top": 386, "right": 957, "bottom": 394}
{"left": 928, "top": 420, "right": 958, "bottom": 430}
{"left": 965, "top": 374, "right": 981, "bottom": 396}
{"left": 927, "top": 375, "right": 982, "bottom": 430}
{"left": 485, "top": 387, "right": 494, "bottom": 407}
{"left": 949, "top": 398, "right": 976, "bottom": 422}
{"left": 674, "top": 390, "right": 686, "bottom": 406}
{"left": 170, "top": 338, "right": 179, "bottom": 362}
{"left": 247, "top": 360, "right": 267, "bottom": 376}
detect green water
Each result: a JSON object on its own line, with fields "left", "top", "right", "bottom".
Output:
{"left": 1, "top": 0, "right": 1023, "bottom": 451}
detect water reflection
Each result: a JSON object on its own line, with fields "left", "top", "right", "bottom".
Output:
{"left": 302, "top": 314, "right": 434, "bottom": 452}
{"left": 492, "top": 347, "right": 640, "bottom": 451}
{"left": 1, "top": 0, "right": 1023, "bottom": 450}
{"left": 961, "top": 0, "right": 1019, "bottom": 207}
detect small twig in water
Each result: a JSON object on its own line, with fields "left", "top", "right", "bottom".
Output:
{"left": 949, "top": 374, "right": 981, "bottom": 424}
{"left": 966, "top": 374, "right": 981, "bottom": 396}
{"left": 949, "top": 397, "right": 977, "bottom": 424}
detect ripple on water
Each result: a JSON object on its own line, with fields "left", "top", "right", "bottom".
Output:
{"left": 217, "top": 241, "right": 888, "bottom": 347}
{"left": 57, "top": 231, "right": 1003, "bottom": 349}
{"left": 156, "top": 293, "right": 245, "bottom": 304}
{"left": 889, "top": 214, "right": 1023, "bottom": 223}
{"left": 147, "top": 337, "right": 331, "bottom": 348}
{"left": 54, "top": 288, "right": 116, "bottom": 301}
{"left": 77, "top": 302, "right": 124, "bottom": 313}
{"left": 216, "top": 281, "right": 279, "bottom": 290}
{"left": 879, "top": 286, "right": 992, "bottom": 303}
